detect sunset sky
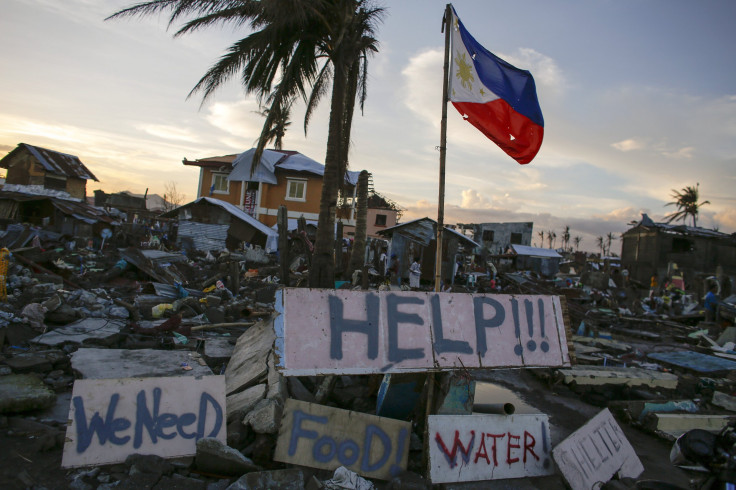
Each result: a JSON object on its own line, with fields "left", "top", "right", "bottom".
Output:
{"left": 2, "top": 0, "right": 735, "bottom": 251}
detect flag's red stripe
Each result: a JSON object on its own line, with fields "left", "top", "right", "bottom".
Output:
{"left": 452, "top": 99, "right": 544, "bottom": 165}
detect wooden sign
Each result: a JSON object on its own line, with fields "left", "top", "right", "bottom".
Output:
{"left": 62, "top": 376, "right": 226, "bottom": 468}
{"left": 428, "top": 414, "right": 554, "bottom": 483}
{"left": 553, "top": 408, "right": 644, "bottom": 490}
{"left": 275, "top": 289, "right": 570, "bottom": 375}
{"left": 274, "top": 398, "right": 411, "bottom": 480}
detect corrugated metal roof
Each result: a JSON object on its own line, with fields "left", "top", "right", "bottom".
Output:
{"left": 511, "top": 244, "right": 562, "bottom": 258}
{"left": 377, "top": 217, "right": 480, "bottom": 248}
{"left": 178, "top": 221, "right": 228, "bottom": 252}
{"left": 19, "top": 143, "right": 98, "bottom": 181}
{"left": 0, "top": 190, "right": 115, "bottom": 224}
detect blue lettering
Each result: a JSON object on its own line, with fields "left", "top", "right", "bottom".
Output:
{"left": 386, "top": 294, "right": 425, "bottom": 362}
{"left": 289, "top": 410, "right": 327, "bottom": 456}
{"left": 473, "top": 297, "right": 505, "bottom": 356}
{"left": 73, "top": 393, "right": 131, "bottom": 453}
{"left": 329, "top": 294, "right": 379, "bottom": 360}
{"left": 176, "top": 412, "right": 197, "bottom": 439}
{"left": 313, "top": 436, "right": 337, "bottom": 463}
{"left": 338, "top": 439, "right": 360, "bottom": 466}
{"left": 196, "top": 392, "right": 223, "bottom": 440}
{"left": 157, "top": 413, "right": 177, "bottom": 440}
{"left": 134, "top": 388, "right": 161, "bottom": 448}
{"left": 361, "top": 424, "right": 391, "bottom": 472}
{"left": 431, "top": 294, "right": 472, "bottom": 354}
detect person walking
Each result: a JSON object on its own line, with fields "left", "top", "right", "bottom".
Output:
{"left": 388, "top": 254, "right": 400, "bottom": 286}
{"left": 409, "top": 257, "right": 421, "bottom": 289}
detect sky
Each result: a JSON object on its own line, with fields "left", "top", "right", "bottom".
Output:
{"left": 1, "top": 0, "right": 735, "bottom": 253}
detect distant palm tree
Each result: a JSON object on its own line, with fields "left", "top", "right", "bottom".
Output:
{"left": 605, "top": 232, "right": 615, "bottom": 256}
{"left": 596, "top": 236, "right": 605, "bottom": 256}
{"left": 537, "top": 230, "right": 545, "bottom": 248}
{"left": 254, "top": 94, "right": 293, "bottom": 150}
{"left": 665, "top": 183, "right": 710, "bottom": 227}
{"left": 573, "top": 236, "right": 582, "bottom": 252}
{"left": 562, "top": 225, "right": 571, "bottom": 252}
{"left": 547, "top": 230, "right": 556, "bottom": 249}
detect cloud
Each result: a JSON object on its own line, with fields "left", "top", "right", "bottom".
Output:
{"left": 205, "top": 100, "right": 265, "bottom": 141}
{"left": 501, "top": 48, "right": 566, "bottom": 97}
{"left": 612, "top": 138, "right": 645, "bottom": 152}
{"left": 460, "top": 189, "right": 493, "bottom": 209}
{"left": 136, "top": 124, "right": 200, "bottom": 142}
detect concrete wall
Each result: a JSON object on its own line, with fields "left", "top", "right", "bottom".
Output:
{"left": 469, "top": 222, "right": 533, "bottom": 254}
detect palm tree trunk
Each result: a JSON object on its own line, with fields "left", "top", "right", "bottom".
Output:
{"left": 309, "top": 66, "right": 348, "bottom": 289}
{"left": 348, "top": 170, "right": 369, "bottom": 279}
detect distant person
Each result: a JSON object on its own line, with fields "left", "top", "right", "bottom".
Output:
{"left": 389, "top": 254, "right": 400, "bottom": 286}
{"left": 705, "top": 283, "right": 719, "bottom": 323}
{"left": 649, "top": 273, "right": 658, "bottom": 301}
{"left": 379, "top": 248, "right": 389, "bottom": 277}
{"left": 409, "top": 257, "right": 421, "bottom": 289}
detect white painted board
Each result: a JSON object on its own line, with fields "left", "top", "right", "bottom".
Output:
{"left": 553, "top": 408, "right": 644, "bottom": 490}
{"left": 275, "top": 289, "right": 570, "bottom": 375}
{"left": 62, "top": 376, "right": 226, "bottom": 468}
{"left": 428, "top": 414, "right": 554, "bottom": 483}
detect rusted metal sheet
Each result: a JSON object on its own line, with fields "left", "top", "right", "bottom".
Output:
{"left": 21, "top": 143, "right": 98, "bottom": 181}
{"left": 275, "top": 289, "right": 570, "bottom": 375}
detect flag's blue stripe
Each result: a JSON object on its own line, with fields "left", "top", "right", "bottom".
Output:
{"left": 454, "top": 8, "right": 544, "bottom": 128}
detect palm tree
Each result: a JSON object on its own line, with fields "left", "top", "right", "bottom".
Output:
{"left": 596, "top": 236, "right": 605, "bottom": 256}
{"left": 573, "top": 236, "right": 582, "bottom": 252}
{"left": 347, "top": 170, "right": 369, "bottom": 280}
{"left": 254, "top": 94, "right": 294, "bottom": 150}
{"left": 109, "top": 1, "right": 384, "bottom": 288}
{"left": 605, "top": 232, "right": 615, "bottom": 257}
{"left": 546, "top": 230, "right": 556, "bottom": 249}
{"left": 665, "top": 183, "right": 710, "bottom": 227}
{"left": 537, "top": 230, "right": 545, "bottom": 248}
{"left": 562, "top": 225, "right": 571, "bottom": 252}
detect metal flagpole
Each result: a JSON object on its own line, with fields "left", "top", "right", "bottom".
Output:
{"left": 434, "top": 3, "right": 452, "bottom": 293}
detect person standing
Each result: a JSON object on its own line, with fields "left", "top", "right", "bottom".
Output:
{"left": 705, "top": 283, "right": 719, "bottom": 323}
{"left": 379, "top": 248, "right": 389, "bottom": 278}
{"left": 389, "top": 254, "right": 400, "bottom": 286}
{"left": 409, "top": 257, "right": 421, "bottom": 289}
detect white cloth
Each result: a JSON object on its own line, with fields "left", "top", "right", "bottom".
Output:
{"left": 409, "top": 260, "right": 421, "bottom": 288}
{"left": 380, "top": 252, "right": 389, "bottom": 275}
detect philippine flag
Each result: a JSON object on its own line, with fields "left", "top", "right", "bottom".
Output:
{"left": 449, "top": 7, "right": 544, "bottom": 164}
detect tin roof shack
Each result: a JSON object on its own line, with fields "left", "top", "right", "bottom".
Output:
{"left": 457, "top": 222, "right": 533, "bottom": 256}
{"left": 161, "top": 197, "right": 277, "bottom": 253}
{"left": 0, "top": 190, "right": 116, "bottom": 240}
{"left": 621, "top": 214, "right": 736, "bottom": 286}
{"left": 509, "top": 244, "right": 563, "bottom": 278}
{"left": 377, "top": 217, "right": 479, "bottom": 284}
{"left": 0, "top": 143, "right": 98, "bottom": 199}
{"left": 93, "top": 190, "right": 147, "bottom": 218}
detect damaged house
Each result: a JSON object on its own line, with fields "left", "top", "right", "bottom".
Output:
{"left": 183, "top": 148, "right": 360, "bottom": 228}
{"left": 457, "top": 221, "right": 533, "bottom": 255}
{"left": 621, "top": 213, "right": 736, "bottom": 287}
{"left": 160, "top": 197, "right": 277, "bottom": 253}
{"left": 0, "top": 143, "right": 98, "bottom": 199}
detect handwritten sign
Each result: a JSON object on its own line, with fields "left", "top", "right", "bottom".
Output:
{"left": 553, "top": 408, "right": 644, "bottom": 490}
{"left": 274, "top": 399, "right": 411, "bottom": 480}
{"left": 275, "top": 289, "right": 570, "bottom": 375}
{"left": 62, "top": 376, "right": 226, "bottom": 468}
{"left": 428, "top": 414, "right": 553, "bottom": 483}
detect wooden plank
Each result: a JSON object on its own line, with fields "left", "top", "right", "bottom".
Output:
{"left": 553, "top": 409, "right": 643, "bottom": 490}
{"left": 274, "top": 289, "right": 570, "bottom": 375}
{"left": 225, "top": 318, "right": 275, "bottom": 396}
{"left": 274, "top": 398, "right": 411, "bottom": 481}
{"left": 62, "top": 376, "right": 226, "bottom": 468}
{"left": 427, "top": 414, "right": 554, "bottom": 483}
{"left": 653, "top": 414, "right": 735, "bottom": 438}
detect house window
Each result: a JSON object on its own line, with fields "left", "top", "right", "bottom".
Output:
{"left": 211, "top": 173, "right": 229, "bottom": 194}
{"left": 286, "top": 179, "right": 307, "bottom": 202}
{"left": 375, "top": 214, "right": 387, "bottom": 226}
{"left": 482, "top": 230, "right": 494, "bottom": 242}
{"left": 510, "top": 232, "right": 523, "bottom": 245}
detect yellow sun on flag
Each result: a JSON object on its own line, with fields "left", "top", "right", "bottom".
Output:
{"left": 455, "top": 51, "right": 474, "bottom": 91}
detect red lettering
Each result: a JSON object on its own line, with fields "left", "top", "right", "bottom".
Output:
{"left": 523, "top": 430, "right": 539, "bottom": 463}
{"left": 486, "top": 433, "right": 505, "bottom": 466}
{"left": 507, "top": 432, "right": 520, "bottom": 464}
{"left": 474, "top": 433, "right": 490, "bottom": 464}
{"left": 434, "top": 430, "right": 475, "bottom": 468}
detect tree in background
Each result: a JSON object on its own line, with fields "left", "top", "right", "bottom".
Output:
{"left": 546, "top": 230, "right": 556, "bottom": 249}
{"left": 562, "top": 225, "right": 571, "bottom": 252}
{"left": 347, "top": 171, "right": 369, "bottom": 281}
{"left": 665, "top": 183, "right": 710, "bottom": 227}
{"left": 573, "top": 236, "right": 582, "bottom": 252}
{"left": 596, "top": 236, "right": 605, "bottom": 256}
{"left": 537, "top": 230, "right": 545, "bottom": 248}
{"left": 606, "top": 232, "right": 615, "bottom": 256}
{"left": 109, "top": 1, "right": 384, "bottom": 288}
{"left": 162, "top": 181, "right": 185, "bottom": 213}
{"left": 254, "top": 94, "right": 293, "bottom": 150}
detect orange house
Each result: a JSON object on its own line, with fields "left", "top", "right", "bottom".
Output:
{"left": 183, "top": 149, "right": 360, "bottom": 228}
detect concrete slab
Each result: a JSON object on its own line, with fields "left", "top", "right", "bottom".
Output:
{"left": 32, "top": 318, "right": 125, "bottom": 346}
{"left": 70, "top": 348, "right": 213, "bottom": 379}
{"left": 204, "top": 337, "right": 235, "bottom": 361}
{"left": 653, "top": 414, "right": 735, "bottom": 438}
{"left": 0, "top": 374, "right": 56, "bottom": 413}
{"left": 712, "top": 391, "right": 736, "bottom": 412}
{"left": 557, "top": 366, "right": 678, "bottom": 389}
{"left": 225, "top": 319, "right": 275, "bottom": 396}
